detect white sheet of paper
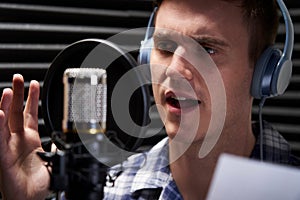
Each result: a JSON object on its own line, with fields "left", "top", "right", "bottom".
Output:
{"left": 206, "top": 153, "right": 300, "bottom": 200}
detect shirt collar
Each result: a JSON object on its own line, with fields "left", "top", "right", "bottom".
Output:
{"left": 131, "top": 137, "right": 172, "bottom": 193}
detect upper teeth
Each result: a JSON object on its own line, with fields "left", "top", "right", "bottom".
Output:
{"left": 173, "top": 97, "right": 187, "bottom": 101}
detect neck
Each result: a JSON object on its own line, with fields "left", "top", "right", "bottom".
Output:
{"left": 169, "top": 122, "right": 255, "bottom": 200}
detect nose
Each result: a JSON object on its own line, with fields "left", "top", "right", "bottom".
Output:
{"left": 165, "top": 47, "right": 193, "bottom": 81}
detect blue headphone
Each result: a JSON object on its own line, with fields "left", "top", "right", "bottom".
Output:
{"left": 138, "top": 7, "right": 157, "bottom": 66}
{"left": 138, "top": 0, "right": 294, "bottom": 99}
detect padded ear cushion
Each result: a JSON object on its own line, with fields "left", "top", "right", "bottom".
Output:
{"left": 251, "top": 46, "right": 282, "bottom": 99}
{"left": 270, "top": 55, "right": 293, "bottom": 96}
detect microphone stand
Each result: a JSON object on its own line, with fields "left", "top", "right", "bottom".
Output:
{"left": 38, "top": 131, "right": 108, "bottom": 200}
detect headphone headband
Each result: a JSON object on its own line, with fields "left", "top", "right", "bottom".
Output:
{"left": 277, "top": 0, "right": 294, "bottom": 65}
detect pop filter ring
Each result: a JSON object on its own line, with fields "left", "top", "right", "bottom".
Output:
{"left": 42, "top": 38, "right": 151, "bottom": 151}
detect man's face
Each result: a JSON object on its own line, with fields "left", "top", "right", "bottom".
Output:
{"left": 150, "top": 0, "right": 254, "bottom": 144}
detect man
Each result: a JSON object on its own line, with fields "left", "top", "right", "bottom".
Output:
{"left": 104, "top": 0, "right": 299, "bottom": 199}
{"left": 0, "top": 0, "right": 299, "bottom": 200}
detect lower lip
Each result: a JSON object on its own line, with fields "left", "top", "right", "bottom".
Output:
{"left": 167, "top": 103, "right": 182, "bottom": 115}
{"left": 166, "top": 101, "right": 200, "bottom": 116}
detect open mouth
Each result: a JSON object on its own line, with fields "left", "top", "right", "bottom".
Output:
{"left": 166, "top": 93, "right": 201, "bottom": 109}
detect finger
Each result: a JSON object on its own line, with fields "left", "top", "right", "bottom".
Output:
{"left": 0, "top": 88, "right": 13, "bottom": 141}
{"left": 0, "top": 88, "right": 13, "bottom": 116}
{"left": 24, "top": 80, "right": 40, "bottom": 131}
{"left": 9, "top": 74, "right": 25, "bottom": 133}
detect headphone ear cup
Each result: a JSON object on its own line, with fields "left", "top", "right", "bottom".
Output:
{"left": 251, "top": 46, "right": 282, "bottom": 99}
{"left": 138, "top": 38, "right": 153, "bottom": 65}
{"left": 271, "top": 54, "right": 293, "bottom": 97}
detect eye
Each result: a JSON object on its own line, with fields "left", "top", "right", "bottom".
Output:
{"left": 203, "top": 46, "right": 216, "bottom": 55}
{"left": 155, "top": 40, "right": 177, "bottom": 54}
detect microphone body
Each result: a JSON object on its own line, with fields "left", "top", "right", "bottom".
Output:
{"left": 62, "top": 68, "right": 108, "bottom": 200}
{"left": 63, "top": 68, "right": 107, "bottom": 135}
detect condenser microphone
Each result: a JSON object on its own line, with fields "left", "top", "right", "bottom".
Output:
{"left": 61, "top": 68, "right": 108, "bottom": 200}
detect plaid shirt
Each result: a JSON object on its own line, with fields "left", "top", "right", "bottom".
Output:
{"left": 103, "top": 121, "right": 300, "bottom": 200}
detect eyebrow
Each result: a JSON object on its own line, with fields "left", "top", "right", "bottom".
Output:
{"left": 193, "top": 36, "right": 230, "bottom": 48}
{"left": 153, "top": 30, "right": 229, "bottom": 48}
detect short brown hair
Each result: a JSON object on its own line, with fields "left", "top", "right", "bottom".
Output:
{"left": 152, "top": 0, "right": 280, "bottom": 65}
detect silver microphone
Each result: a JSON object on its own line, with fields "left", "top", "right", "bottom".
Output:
{"left": 62, "top": 68, "right": 107, "bottom": 136}
{"left": 61, "top": 68, "right": 108, "bottom": 200}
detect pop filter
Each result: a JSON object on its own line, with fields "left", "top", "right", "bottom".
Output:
{"left": 42, "top": 38, "right": 151, "bottom": 151}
